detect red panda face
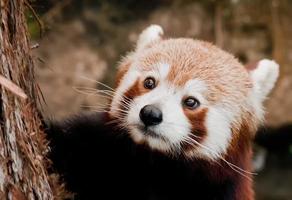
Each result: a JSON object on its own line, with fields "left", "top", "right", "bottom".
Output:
{"left": 109, "top": 25, "right": 279, "bottom": 161}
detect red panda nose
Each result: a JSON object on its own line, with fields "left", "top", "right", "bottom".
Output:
{"left": 139, "top": 105, "right": 163, "bottom": 126}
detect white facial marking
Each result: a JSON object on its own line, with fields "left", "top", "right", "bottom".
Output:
{"left": 184, "top": 79, "right": 208, "bottom": 105}
{"left": 157, "top": 63, "right": 170, "bottom": 79}
{"left": 140, "top": 63, "right": 170, "bottom": 81}
{"left": 198, "top": 106, "right": 233, "bottom": 160}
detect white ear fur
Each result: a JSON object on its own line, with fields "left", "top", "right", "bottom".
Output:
{"left": 136, "top": 24, "right": 163, "bottom": 51}
{"left": 251, "top": 59, "right": 279, "bottom": 102}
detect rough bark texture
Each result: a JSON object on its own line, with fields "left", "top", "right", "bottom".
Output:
{"left": 0, "top": 0, "right": 63, "bottom": 199}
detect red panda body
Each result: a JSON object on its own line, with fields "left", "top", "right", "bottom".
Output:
{"left": 47, "top": 25, "right": 279, "bottom": 200}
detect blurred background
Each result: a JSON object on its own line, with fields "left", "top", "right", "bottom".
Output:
{"left": 27, "top": 0, "right": 292, "bottom": 199}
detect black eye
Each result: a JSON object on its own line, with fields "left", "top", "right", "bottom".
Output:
{"left": 144, "top": 77, "right": 156, "bottom": 89}
{"left": 183, "top": 97, "right": 200, "bottom": 109}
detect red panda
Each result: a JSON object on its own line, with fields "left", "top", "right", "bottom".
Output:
{"left": 47, "top": 25, "right": 279, "bottom": 200}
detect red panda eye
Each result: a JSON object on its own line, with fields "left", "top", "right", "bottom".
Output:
{"left": 183, "top": 97, "right": 200, "bottom": 109}
{"left": 144, "top": 77, "right": 156, "bottom": 89}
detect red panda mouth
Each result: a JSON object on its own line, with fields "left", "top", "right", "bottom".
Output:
{"left": 137, "top": 125, "right": 167, "bottom": 141}
{"left": 138, "top": 126, "right": 159, "bottom": 137}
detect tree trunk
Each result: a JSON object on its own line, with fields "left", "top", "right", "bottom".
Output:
{"left": 0, "top": 0, "right": 63, "bottom": 199}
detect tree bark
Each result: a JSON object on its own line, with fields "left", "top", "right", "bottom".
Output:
{"left": 0, "top": 0, "right": 63, "bottom": 199}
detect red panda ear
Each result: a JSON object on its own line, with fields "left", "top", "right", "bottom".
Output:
{"left": 249, "top": 59, "right": 279, "bottom": 102}
{"left": 136, "top": 25, "right": 163, "bottom": 51}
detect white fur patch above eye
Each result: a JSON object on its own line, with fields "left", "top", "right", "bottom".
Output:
{"left": 251, "top": 59, "right": 279, "bottom": 102}
{"left": 137, "top": 62, "right": 170, "bottom": 83}
{"left": 136, "top": 25, "right": 163, "bottom": 51}
{"left": 184, "top": 79, "right": 208, "bottom": 105}
{"left": 157, "top": 63, "right": 170, "bottom": 79}
{"left": 140, "top": 63, "right": 170, "bottom": 80}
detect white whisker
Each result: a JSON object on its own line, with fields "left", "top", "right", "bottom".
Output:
{"left": 79, "top": 76, "right": 115, "bottom": 91}
{"left": 182, "top": 135, "right": 256, "bottom": 180}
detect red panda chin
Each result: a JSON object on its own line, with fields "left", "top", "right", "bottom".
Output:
{"left": 128, "top": 125, "right": 176, "bottom": 153}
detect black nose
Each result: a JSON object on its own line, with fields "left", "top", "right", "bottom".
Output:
{"left": 139, "top": 105, "right": 163, "bottom": 126}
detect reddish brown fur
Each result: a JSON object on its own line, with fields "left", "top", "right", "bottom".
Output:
{"left": 115, "top": 61, "right": 131, "bottom": 88}
{"left": 194, "top": 122, "right": 254, "bottom": 200}
{"left": 181, "top": 108, "right": 208, "bottom": 152}
{"left": 184, "top": 108, "right": 208, "bottom": 139}
{"left": 225, "top": 122, "right": 254, "bottom": 200}
{"left": 123, "top": 79, "right": 150, "bottom": 102}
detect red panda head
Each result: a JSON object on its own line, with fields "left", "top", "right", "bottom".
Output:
{"left": 110, "top": 25, "right": 279, "bottom": 160}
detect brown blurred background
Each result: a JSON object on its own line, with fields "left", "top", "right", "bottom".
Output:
{"left": 27, "top": 0, "right": 292, "bottom": 199}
